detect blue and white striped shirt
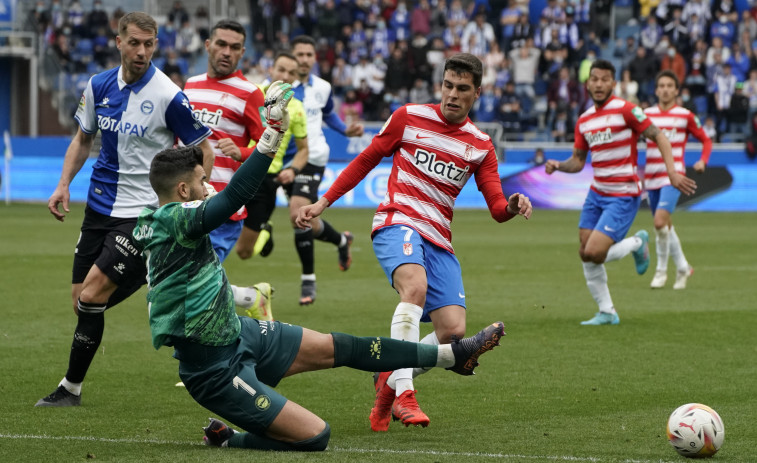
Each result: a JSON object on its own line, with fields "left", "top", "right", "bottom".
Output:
{"left": 75, "top": 64, "right": 211, "bottom": 218}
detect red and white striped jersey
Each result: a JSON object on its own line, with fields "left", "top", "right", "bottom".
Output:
{"left": 184, "top": 70, "right": 265, "bottom": 220}
{"left": 574, "top": 96, "right": 651, "bottom": 197}
{"left": 643, "top": 104, "right": 712, "bottom": 191}
{"left": 323, "top": 104, "right": 512, "bottom": 253}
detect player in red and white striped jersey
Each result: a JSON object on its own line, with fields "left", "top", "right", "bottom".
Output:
{"left": 184, "top": 20, "right": 271, "bottom": 320}
{"left": 545, "top": 60, "right": 696, "bottom": 326}
{"left": 644, "top": 70, "right": 712, "bottom": 290}
{"left": 297, "top": 53, "right": 531, "bottom": 430}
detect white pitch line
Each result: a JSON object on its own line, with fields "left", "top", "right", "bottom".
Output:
{"left": 0, "top": 433, "right": 679, "bottom": 463}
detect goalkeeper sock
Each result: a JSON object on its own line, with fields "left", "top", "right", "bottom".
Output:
{"left": 413, "top": 331, "right": 440, "bottom": 378}
{"left": 66, "top": 301, "right": 106, "bottom": 383}
{"left": 331, "top": 332, "right": 440, "bottom": 371}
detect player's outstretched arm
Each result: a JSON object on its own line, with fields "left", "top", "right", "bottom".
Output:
{"left": 48, "top": 128, "right": 95, "bottom": 222}
{"left": 544, "top": 148, "right": 587, "bottom": 174}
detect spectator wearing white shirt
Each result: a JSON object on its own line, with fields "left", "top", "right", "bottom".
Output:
{"left": 461, "top": 11, "right": 495, "bottom": 56}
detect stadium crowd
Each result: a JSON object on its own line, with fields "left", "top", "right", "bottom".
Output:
{"left": 26, "top": 0, "right": 757, "bottom": 143}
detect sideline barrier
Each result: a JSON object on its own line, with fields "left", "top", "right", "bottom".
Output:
{"left": 1, "top": 135, "right": 755, "bottom": 212}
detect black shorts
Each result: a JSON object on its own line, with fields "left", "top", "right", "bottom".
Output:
{"left": 281, "top": 163, "right": 324, "bottom": 204}
{"left": 72, "top": 206, "right": 146, "bottom": 294}
{"left": 244, "top": 174, "right": 279, "bottom": 231}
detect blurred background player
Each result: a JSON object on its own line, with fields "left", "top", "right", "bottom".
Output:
{"left": 644, "top": 70, "right": 711, "bottom": 290}
{"left": 235, "top": 51, "right": 309, "bottom": 270}
{"left": 545, "top": 60, "right": 696, "bottom": 326}
{"left": 297, "top": 53, "right": 531, "bottom": 431}
{"left": 184, "top": 19, "right": 272, "bottom": 320}
{"left": 37, "top": 12, "right": 213, "bottom": 407}
{"left": 290, "top": 35, "right": 364, "bottom": 305}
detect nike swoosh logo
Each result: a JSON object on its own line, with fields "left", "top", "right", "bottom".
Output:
{"left": 659, "top": 202, "right": 669, "bottom": 206}
{"left": 416, "top": 134, "right": 432, "bottom": 139}
{"left": 459, "top": 292, "right": 465, "bottom": 298}
{"left": 603, "top": 225, "right": 616, "bottom": 232}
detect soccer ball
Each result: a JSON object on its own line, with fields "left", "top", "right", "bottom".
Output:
{"left": 666, "top": 403, "right": 725, "bottom": 458}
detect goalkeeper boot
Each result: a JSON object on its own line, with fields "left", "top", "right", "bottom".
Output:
{"left": 580, "top": 312, "right": 620, "bottom": 326}
{"left": 235, "top": 284, "right": 274, "bottom": 321}
{"left": 632, "top": 230, "right": 650, "bottom": 275}
{"left": 391, "top": 390, "right": 430, "bottom": 427}
{"left": 673, "top": 266, "right": 694, "bottom": 290}
{"left": 447, "top": 321, "right": 506, "bottom": 376}
{"left": 299, "top": 280, "right": 316, "bottom": 306}
{"left": 35, "top": 385, "right": 81, "bottom": 407}
{"left": 203, "top": 418, "right": 235, "bottom": 447}
{"left": 369, "top": 371, "right": 395, "bottom": 432}
{"left": 251, "top": 282, "right": 274, "bottom": 321}
{"left": 338, "top": 231, "right": 354, "bottom": 271}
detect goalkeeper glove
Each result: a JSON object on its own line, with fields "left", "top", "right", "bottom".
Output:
{"left": 203, "top": 182, "right": 218, "bottom": 198}
{"left": 256, "top": 80, "right": 294, "bottom": 154}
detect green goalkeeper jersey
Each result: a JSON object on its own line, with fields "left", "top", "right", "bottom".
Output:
{"left": 134, "top": 200, "right": 240, "bottom": 350}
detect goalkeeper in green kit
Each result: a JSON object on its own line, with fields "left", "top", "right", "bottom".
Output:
{"left": 133, "top": 81, "right": 505, "bottom": 451}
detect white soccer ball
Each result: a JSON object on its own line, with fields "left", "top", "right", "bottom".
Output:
{"left": 666, "top": 403, "right": 724, "bottom": 458}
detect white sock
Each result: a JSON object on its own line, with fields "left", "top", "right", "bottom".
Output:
{"left": 301, "top": 273, "right": 316, "bottom": 282}
{"left": 387, "top": 302, "right": 423, "bottom": 395}
{"left": 413, "top": 331, "right": 440, "bottom": 377}
{"left": 655, "top": 226, "right": 670, "bottom": 272}
{"left": 436, "top": 344, "right": 454, "bottom": 369}
{"left": 60, "top": 377, "right": 82, "bottom": 396}
{"left": 583, "top": 261, "right": 615, "bottom": 314}
{"left": 605, "top": 236, "right": 640, "bottom": 263}
{"left": 668, "top": 226, "right": 689, "bottom": 271}
{"left": 230, "top": 285, "right": 260, "bottom": 308}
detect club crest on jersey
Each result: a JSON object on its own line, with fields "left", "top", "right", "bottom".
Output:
{"left": 413, "top": 148, "right": 470, "bottom": 184}
{"left": 585, "top": 127, "right": 613, "bottom": 146}
{"left": 464, "top": 144, "right": 473, "bottom": 161}
{"left": 403, "top": 242, "right": 413, "bottom": 255}
{"left": 140, "top": 100, "right": 154, "bottom": 114}
{"left": 662, "top": 128, "right": 678, "bottom": 139}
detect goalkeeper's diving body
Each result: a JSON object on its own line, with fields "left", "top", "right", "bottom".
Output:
{"left": 132, "top": 81, "right": 506, "bottom": 451}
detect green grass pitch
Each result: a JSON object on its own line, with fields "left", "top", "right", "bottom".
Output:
{"left": 1, "top": 203, "right": 755, "bottom": 462}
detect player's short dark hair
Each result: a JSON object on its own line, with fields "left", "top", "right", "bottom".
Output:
{"left": 655, "top": 69, "right": 680, "bottom": 88}
{"left": 118, "top": 11, "right": 157, "bottom": 37}
{"left": 589, "top": 59, "right": 616, "bottom": 78}
{"left": 443, "top": 53, "right": 483, "bottom": 88}
{"left": 149, "top": 146, "right": 203, "bottom": 198}
{"left": 291, "top": 35, "right": 316, "bottom": 49}
{"left": 210, "top": 19, "right": 246, "bottom": 41}
{"left": 274, "top": 50, "right": 298, "bottom": 64}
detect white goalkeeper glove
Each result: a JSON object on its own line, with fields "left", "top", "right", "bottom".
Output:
{"left": 203, "top": 182, "right": 218, "bottom": 198}
{"left": 256, "top": 80, "right": 294, "bottom": 154}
